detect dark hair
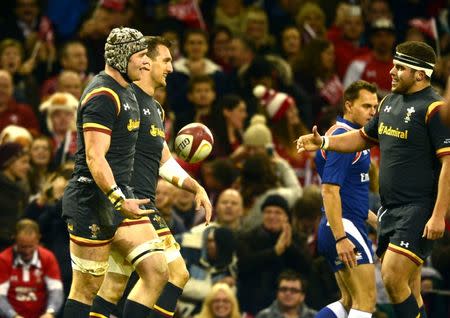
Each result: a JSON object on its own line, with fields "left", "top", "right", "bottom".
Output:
{"left": 231, "top": 35, "right": 257, "bottom": 54}
{"left": 145, "top": 36, "right": 172, "bottom": 59}
{"left": 187, "top": 74, "right": 215, "bottom": 93}
{"left": 396, "top": 41, "right": 436, "bottom": 65}
{"left": 292, "top": 185, "right": 322, "bottom": 220}
{"left": 294, "top": 38, "right": 333, "bottom": 80}
{"left": 277, "top": 270, "right": 306, "bottom": 291}
{"left": 344, "top": 80, "right": 377, "bottom": 103}
{"left": 241, "top": 153, "right": 279, "bottom": 208}
{"left": 183, "top": 28, "right": 209, "bottom": 45}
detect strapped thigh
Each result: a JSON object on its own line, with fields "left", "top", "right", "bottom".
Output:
{"left": 71, "top": 254, "right": 109, "bottom": 276}
{"left": 125, "top": 238, "right": 165, "bottom": 268}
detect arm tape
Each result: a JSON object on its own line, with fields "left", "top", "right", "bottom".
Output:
{"left": 159, "top": 157, "right": 189, "bottom": 187}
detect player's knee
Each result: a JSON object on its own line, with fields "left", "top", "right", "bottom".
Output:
{"left": 382, "top": 267, "right": 405, "bottom": 295}
{"left": 171, "top": 264, "right": 190, "bottom": 286}
{"left": 139, "top": 252, "right": 169, "bottom": 283}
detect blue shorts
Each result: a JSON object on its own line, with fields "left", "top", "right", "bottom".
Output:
{"left": 318, "top": 216, "right": 374, "bottom": 272}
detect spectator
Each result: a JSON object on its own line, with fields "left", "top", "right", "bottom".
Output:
{"left": 328, "top": 5, "right": 369, "bottom": 79}
{"left": 167, "top": 29, "right": 227, "bottom": 118}
{"left": 241, "top": 6, "right": 276, "bottom": 54}
{"left": 344, "top": 18, "right": 396, "bottom": 97}
{"left": 0, "top": 38, "right": 40, "bottom": 109}
{"left": 0, "top": 70, "right": 40, "bottom": 136}
{"left": 291, "top": 185, "right": 322, "bottom": 256}
{"left": 39, "top": 92, "right": 77, "bottom": 168}
{"left": 194, "top": 282, "right": 242, "bottom": 318}
{"left": 207, "top": 94, "right": 247, "bottom": 159}
{"left": 0, "top": 124, "right": 33, "bottom": 148}
{"left": 233, "top": 115, "right": 302, "bottom": 230}
{"left": 0, "top": 142, "right": 29, "bottom": 250}
{"left": 172, "top": 186, "right": 205, "bottom": 230}
{"left": 295, "top": 3, "right": 327, "bottom": 44}
{"left": 236, "top": 194, "right": 312, "bottom": 315}
{"left": 0, "top": 0, "right": 55, "bottom": 55}
{"left": 188, "top": 75, "right": 217, "bottom": 125}
{"left": 293, "top": 39, "right": 343, "bottom": 125}
{"left": 209, "top": 25, "right": 233, "bottom": 73}
{"left": 156, "top": 178, "right": 187, "bottom": 235}
{"left": 255, "top": 270, "right": 317, "bottom": 318}
{"left": 177, "top": 188, "right": 244, "bottom": 267}
{"left": 27, "top": 135, "right": 53, "bottom": 196}
{"left": 0, "top": 219, "right": 63, "bottom": 318}
{"left": 253, "top": 85, "right": 317, "bottom": 186}
{"left": 179, "top": 227, "right": 238, "bottom": 316}
{"left": 278, "top": 25, "right": 302, "bottom": 68}
{"left": 55, "top": 70, "right": 83, "bottom": 100}
{"left": 40, "top": 40, "right": 91, "bottom": 100}
{"left": 213, "top": 0, "right": 246, "bottom": 36}
{"left": 25, "top": 169, "right": 72, "bottom": 299}
{"left": 201, "top": 159, "right": 239, "bottom": 203}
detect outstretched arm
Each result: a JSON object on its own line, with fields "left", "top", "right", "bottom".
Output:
{"left": 160, "top": 142, "right": 212, "bottom": 224}
{"left": 296, "top": 126, "right": 372, "bottom": 153}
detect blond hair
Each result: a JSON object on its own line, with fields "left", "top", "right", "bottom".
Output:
{"left": 195, "top": 283, "right": 241, "bottom": 318}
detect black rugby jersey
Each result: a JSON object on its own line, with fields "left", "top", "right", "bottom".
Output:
{"left": 362, "top": 86, "right": 450, "bottom": 207}
{"left": 129, "top": 83, "right": 165, "bottom": 204}
{"left": 73, "top": 72, "right": 140, "bottom": 185}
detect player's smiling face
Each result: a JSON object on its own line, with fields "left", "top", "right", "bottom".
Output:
{"left": 151, "top": 45, "right": 173, "bottom": 88}
{"left": 128, "top": 49, "right": 150, "bottom": 81}
{"left": 390, "top": 62, "right": 416, "bottom": 94}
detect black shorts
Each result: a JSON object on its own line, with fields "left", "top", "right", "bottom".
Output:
{"left": 376, "top": 204, "right": 434, "bottom": 265}
{"left": 62, "top": 178, "right": 132, "bottom": 244}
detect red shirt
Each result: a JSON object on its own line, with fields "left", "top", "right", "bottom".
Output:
{"left": 344, "top": 52, "right": 393, "bottom": 97}
{"left": 0, "top": 246, "right": 62, "bottom": 318}
{"left": 0, "top": 100, "right": 40, "bottom": 136}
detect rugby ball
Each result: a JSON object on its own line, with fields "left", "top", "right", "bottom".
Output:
{"left": 174, "top": 123, "right": 214, "bottom": 163}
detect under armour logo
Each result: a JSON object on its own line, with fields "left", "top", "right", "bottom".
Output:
{"left": 143, "top": 108, "right": 151, "bottom": 116}
{"left": 404, "top": 107, "right": 415, "bottom": 123}
{"left": 400, "top": 241, "right": 409, "bottom": 248}
{"left": 157, "top": 108, "right": 162, "bottom": 119}
{"left": 123, "top": 103, "right": 131, "bottom": 111}
{"left": 384, "top": 106, "right": 392, "bottom": 112}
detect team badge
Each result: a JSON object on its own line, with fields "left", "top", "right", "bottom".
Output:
{"left": 404, "top": 107, "right": 415, "bottom": 123}
{"left": 89, "top": 224, "right": 101, "bottom": 239}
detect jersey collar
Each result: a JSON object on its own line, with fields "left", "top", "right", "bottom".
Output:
{"left": 336, "top": 116, "right": 360, "bottom": 130}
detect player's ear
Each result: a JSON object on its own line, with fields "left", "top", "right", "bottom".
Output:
{"left": 415, "top": 70, "right": 425, "bottom": 82}
{"left": 343, "top": 100, "right": 352, "bottom": 114}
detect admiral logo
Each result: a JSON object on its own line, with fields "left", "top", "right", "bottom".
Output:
{"left": 378, "top": 122, "right": 408, "bottom": 139}
{"left": 127, "top": 119, "right": 140, "bottom": 131}
{"left": 150, "top": 124, "right": 165, "bottom": 137}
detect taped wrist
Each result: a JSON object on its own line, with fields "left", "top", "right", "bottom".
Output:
{"left": 320, "top": 136, "right": 330, "bottom": 150}
{"left": 106, "top": 185, "right": 126, "bottom": 210}
{"left": 159, "top": 157, "right": 189, "bottom": 187}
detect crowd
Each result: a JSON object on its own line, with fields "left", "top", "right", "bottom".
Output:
{"left": 0, "top": 0, "right": 449, "bottom": 317}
